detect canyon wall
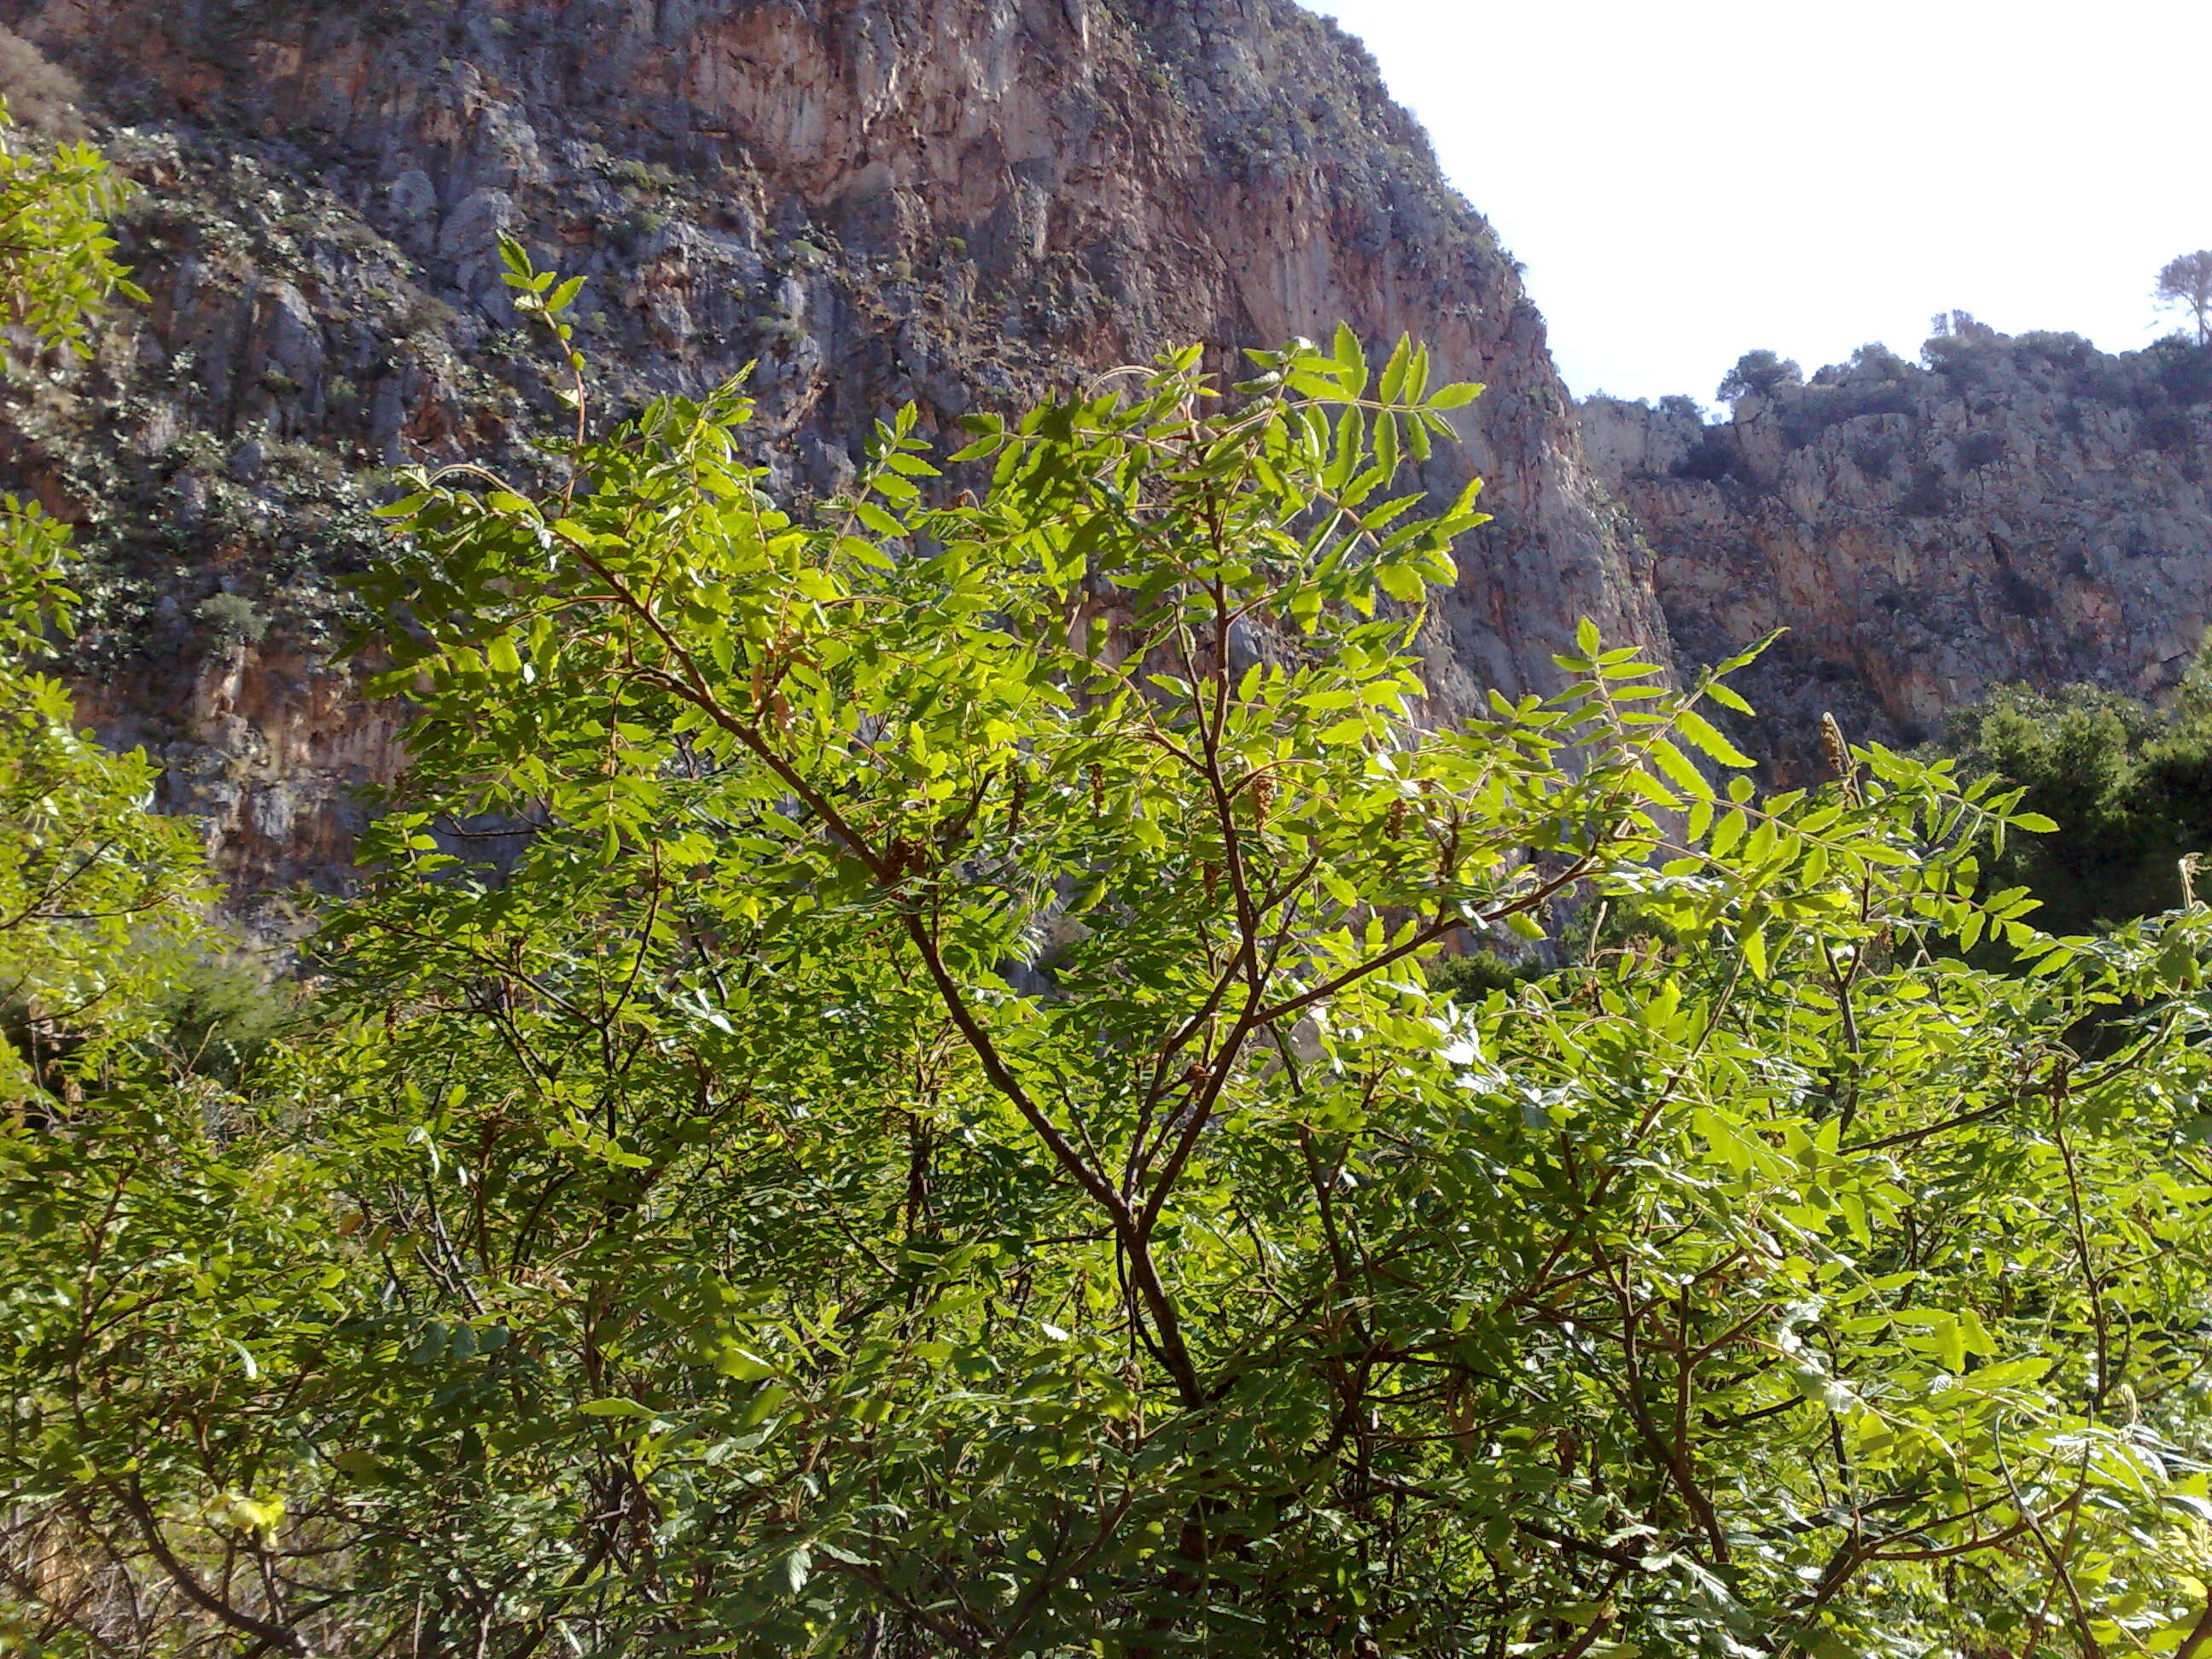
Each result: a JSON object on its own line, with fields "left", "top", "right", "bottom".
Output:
{"left": 1585, "top": 325, "right": 2212, "bottom": 773}
{"left": 0, "top": 0, "right": 1663, "bottom": 906}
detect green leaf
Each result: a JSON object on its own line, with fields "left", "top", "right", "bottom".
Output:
{"left": 713, "top": 1346, "right": 777, "bottom": 1382}
{"left": 1375, "top": 560, "right": 1426, "bottom": 603}
{"left": 1649, "top": 739, "right": 1714, "bottom": 801}
{"left": 1378, "top": 335, "right": 1414, "bottom": 404}
{"left": 1740, "top": 927, "right": 1769, "bottom": 981}
{"left": 835, "top": 535, "right": 895, "bottom": 572}
{"left": 1674, "top": 708, "right": 1755, "bottom": 767}
{"left": 1332, "top": 322, "right": 1369, "bottom": 395}
{"left": 580, "top": 1398, "right": 658, "bottom": 1418}
{"left": 853, "top": 502, "right": 905, "bottom": 538}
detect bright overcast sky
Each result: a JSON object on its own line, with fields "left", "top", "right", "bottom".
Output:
{"left": 1297, "top": 0, "right": 2212, "bottom": 406}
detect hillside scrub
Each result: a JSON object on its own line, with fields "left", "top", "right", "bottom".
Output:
{"left": 7, "top": 222, "right": 2212, "bottom": 1656}
{"left": 1945, "top": 661, "right": 2212, "bottom": 934}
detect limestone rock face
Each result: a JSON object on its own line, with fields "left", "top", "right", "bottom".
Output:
{"left": 1584, "top": 327, "right": 2212, "bottom": 774}
{"left": 0, "top": 0, "right": 1663, "bottom": 901}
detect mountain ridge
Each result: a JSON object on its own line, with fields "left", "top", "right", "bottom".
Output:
{"left": 1582, "top": 320, "right": 2212, "bottom": 773}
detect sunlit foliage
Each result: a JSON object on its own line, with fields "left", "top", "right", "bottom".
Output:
{"left": 5, "top": 242, "right": 2212, "bottom": 1659}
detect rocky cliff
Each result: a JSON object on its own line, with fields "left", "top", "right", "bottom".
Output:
{"left": 1584, "top": 325, "right": 2212, "bottom": 774}
{"left": 0, "top": 0, "right": 1664, "bottom": 908}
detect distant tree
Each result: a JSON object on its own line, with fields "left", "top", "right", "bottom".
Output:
{"left": 1715, "top": 347, "right": 1800, "bottom": 403}
{"left": 2156, "top": 249, "right": 2212, "bottom": 346}
{"left": 1848, "top": 341, "right": 1914, "bottom": 379}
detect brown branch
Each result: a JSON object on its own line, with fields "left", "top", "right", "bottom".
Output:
{"left": 2050, "top": 1068, "right": 2111, "bottom": 1413}
{"left": 114, "top": 1482, "right": 306, "bottom": 1657}
{"left": 1250, "top": 849, "right": 1594, "bottom": 1029}
{"left": 2174, "top": 1593, "right": 2212, "bottom": 1659}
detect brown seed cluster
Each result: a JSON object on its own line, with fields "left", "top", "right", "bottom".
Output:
{"left": 1249, "top": 772, "right": 1275, "bottom": 831}
{"left": 749, "top": 627, "right": 805, "bottom": 730}
{"left": 1819, "top": 711, "right": 1851, "bottom": 781}
{"left": 883, "top": 836, "right": 930, "bottom": 884}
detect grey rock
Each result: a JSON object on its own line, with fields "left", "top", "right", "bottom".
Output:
{"left": 384, "top": 167, "right": 436, "bottom": 224}
{"left": 1585, "top": 328, "right": 2212, "bottom": 772}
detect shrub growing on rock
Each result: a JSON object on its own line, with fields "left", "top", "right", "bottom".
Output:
{"left": 1947, "top": 660, "right": 2212, "bottom": 932}
{"left": 1716, "top": 346, "right": 1801, "bottom": 402}
{"left": 195, "top": 590, "right": 268, "bottom": 646}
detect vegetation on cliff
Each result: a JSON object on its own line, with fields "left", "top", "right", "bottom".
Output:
{"left": 1586, "top": 315, "right": 2212, "bottom": 783}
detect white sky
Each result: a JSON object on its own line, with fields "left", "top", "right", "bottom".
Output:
{"left": 1297, "top": 0, "right": 2212, "bottom": 406}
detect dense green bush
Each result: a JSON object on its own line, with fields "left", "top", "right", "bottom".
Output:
{"left": 10, "top": 139, "right": 2212, "bottom": 1659}
{"left": 148, "top": 950, "right": 306, "bottom": 1086}
{"left": 1775, "top": 378, "right": 1918, "bottom": 449}
{"left": 2145, "top": 335, "right": 2212, "bottom": 411}
{"left": 1898, "top": 462, "right": 1953, "bottom": 516}
{"left": 9, "top": 252, "right": 2212, "bottom": 1658}
{"left": 1955, "top": 429, "right": 2006, "bottom": 471}
{"left": 1672, "top": 428, "right": 1735, "bottom": 481}
{"left": 1423, "top": 946, "right": 1537, "bottom": 1003}
{"left": 1945, "top": 666, "right": 2212, "bottom": 934}
{"left": 195, "top": 589, "right": 269, "bottom": 645}
{"left": 1847, "top": 341, "right": 1914, "bottom": 380}
{"left": 1919, "top": 328, "right": 2013, "bottom": 387}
